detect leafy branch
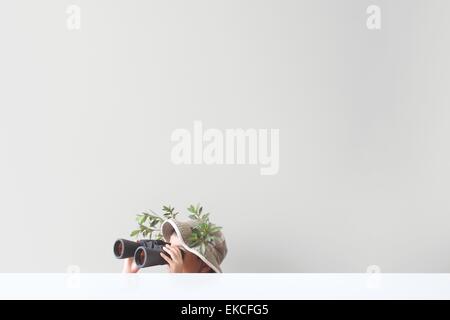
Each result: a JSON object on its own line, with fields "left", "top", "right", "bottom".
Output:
{"left": 130, "top": 204, "right": 222, "bottom": 255}
{"left": 187, "top": 204, "right": 222, "bottom": 255}
{"left": 130, "top": 205, "right": 179, "bottom": 240}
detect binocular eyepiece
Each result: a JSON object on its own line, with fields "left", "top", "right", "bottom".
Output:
{"left": 113, "top": 239, "right": 169, "bottom": 268}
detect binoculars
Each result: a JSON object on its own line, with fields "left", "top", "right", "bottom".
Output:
{"left": 113, "top": 239, "right": 169, "bottom": 268}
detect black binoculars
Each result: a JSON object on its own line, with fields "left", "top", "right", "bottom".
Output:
{"left": 113, "top": 239, "right": 170, "bottom": 268}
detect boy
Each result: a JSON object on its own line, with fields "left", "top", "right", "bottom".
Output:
{"left": 123, "top": 218, "right": 227, "bottom": 273}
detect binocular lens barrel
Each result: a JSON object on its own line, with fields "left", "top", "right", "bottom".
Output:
{"left": 134, "top": 246, "right": 167, "bottom": 268}
{"left": 113, "top": 239, "right": 140, "bottom": 259}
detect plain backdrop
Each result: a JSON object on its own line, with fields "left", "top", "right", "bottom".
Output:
{"left": 0, "top": 0, "right": 450, "bottom": 272}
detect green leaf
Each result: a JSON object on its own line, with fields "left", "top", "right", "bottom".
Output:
{"left": 130, "top": 230, "right": 140, "bottom": 237}
{"left": 187, "top": 205, "right": 196, "bottom": 214}
{"left": 138, "top": 215, "right": 148, "bottom": 225}
{"left": 150, "top": 219, "right": 159, "bottom": 227}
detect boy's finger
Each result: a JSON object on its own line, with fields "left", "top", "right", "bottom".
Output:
{"left": 160, "top": 252, "right": 173, "bottom": 265}
{"left": 173, "top": 247, "right": 182, "bottom": 259}
{"left": 163, "top": 246, "right": 175, "bottom": 260}
{"left": 166, "top": 245, "right": 179, "bottom": 257}
{"left": 168, "top": 245, "right": 181, "bottom": 256}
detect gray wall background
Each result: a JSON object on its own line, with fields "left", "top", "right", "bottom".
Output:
{"left": 0, "top": 0, "right": 449, "bottom": 272}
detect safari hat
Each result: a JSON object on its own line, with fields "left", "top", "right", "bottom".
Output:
{"left": 161, "top": 218, "right": 227, "bottom": 273}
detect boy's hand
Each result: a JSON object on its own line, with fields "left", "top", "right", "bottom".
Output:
{"left": 161, "top": 245, "right": 183, "bottom": 273}
{"left": 122, "top": 257, "right": 140, "bottom": 273}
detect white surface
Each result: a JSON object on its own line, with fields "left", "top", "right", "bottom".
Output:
{"left": 1, "top": 273, "right": 449, "bottom": 300}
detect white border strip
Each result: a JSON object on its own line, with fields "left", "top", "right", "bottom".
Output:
{"left": 1, "top": 273, "right": 450, "bottom": 300}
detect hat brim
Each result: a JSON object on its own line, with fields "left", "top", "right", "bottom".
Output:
{"left": 161, "top": 219, "right": 222, "bottom": 273}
